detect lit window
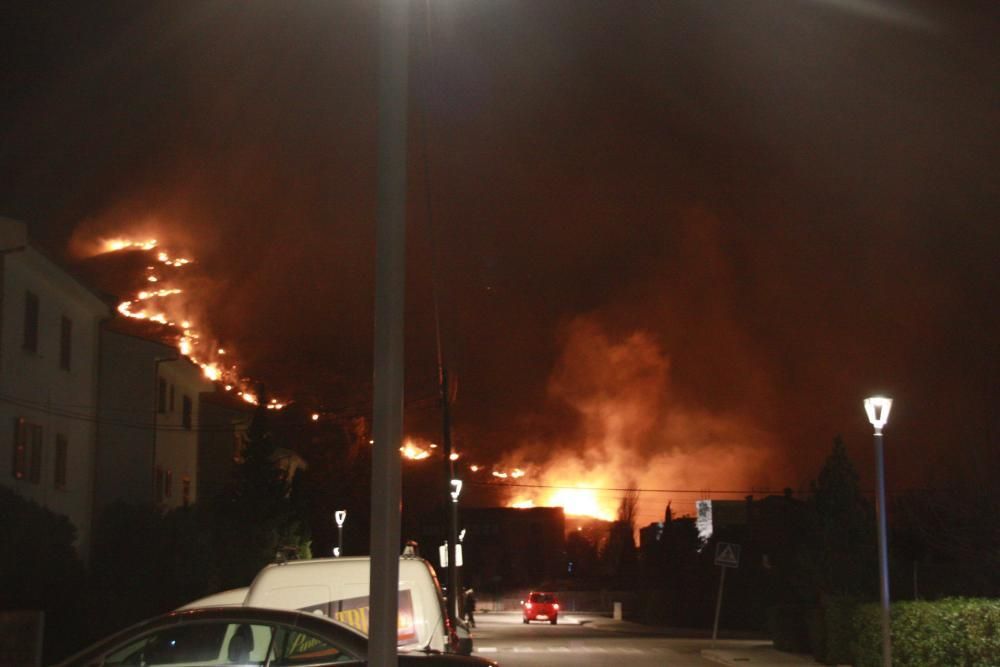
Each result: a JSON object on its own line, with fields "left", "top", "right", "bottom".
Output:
{"left": 54, "top": 434, "right": 68, "bottom": 490}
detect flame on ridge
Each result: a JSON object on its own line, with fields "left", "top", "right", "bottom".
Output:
{"left": 96, "top": 237, "right": 285, "bottom": 409}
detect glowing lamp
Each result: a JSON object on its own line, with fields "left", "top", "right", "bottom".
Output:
{"left": 450, "top": 479, "right": 463, "bottom": 502}
{"left": 864, "top": 396, "right": 893, "bottom": 433}
{"left": 335, "top": 510, "right": 347, "bottom": 527}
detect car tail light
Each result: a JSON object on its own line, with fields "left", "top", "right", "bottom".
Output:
{"left": 553, "top": 603, "right": 560, "bottom": 610}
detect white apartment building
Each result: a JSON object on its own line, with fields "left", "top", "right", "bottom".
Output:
{"left": 0, "top": 218, "right": 110, "bottom": 557}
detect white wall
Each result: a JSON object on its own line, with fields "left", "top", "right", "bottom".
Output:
{"left": 0, "top": 239, "right": 108, "bottom": 558}
{"left": 154, "top": 359, "right": 213, "bottom": 509}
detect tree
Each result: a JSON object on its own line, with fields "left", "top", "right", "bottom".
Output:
{"left": 211, "top": 397, "right": 311, "bottom": 587}
{"left": 794, "top": 436, "right": 877, "bottom": 600}
{"left": 0, "top": 487, "right": 86, "bottom": 661}
{"left": 603, "top": 488, "right": 640, "bottom": 582}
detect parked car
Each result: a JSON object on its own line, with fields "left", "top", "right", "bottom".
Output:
{"left": 521, "top": 592, "right": 559, "bottom": 624}
{"left": 54, "top": 606, "right": 497, "bottom": 667}
{"left": 181, "top": 555, "right": 467, "bottom": 655}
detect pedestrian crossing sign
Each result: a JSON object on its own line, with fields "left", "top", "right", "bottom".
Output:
{"left": 714, "top": 541, "right": 741, "bottom": 568}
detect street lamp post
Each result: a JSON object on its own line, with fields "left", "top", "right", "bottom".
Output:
{"left": 865, "top": 396, "right": 893, "bottom": 667}
{"left": 335, "top": 510, "right": 347, "bottom": 557}
{"left": 449, "top": 479, "right": 463, "bottom": 623}
{"left": 370, "top": 0, "right": 409, "bottom": 663}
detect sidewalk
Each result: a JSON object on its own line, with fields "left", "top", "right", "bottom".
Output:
{"left": 701, "top": 641, "right": 822, "bottom": 666}
{"left": 477, "top": 612, "right": 822, "bottom": 665}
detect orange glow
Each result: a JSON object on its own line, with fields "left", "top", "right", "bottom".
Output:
{"left": 95, "top": 234, "right": 288, "bottom": 407}
{"left": 401, "top": 441, "right": 431, "bottom": 460}
{"left": 101, "top": 238, "right": 158, "bottom": 252}
{"left": 449, "top": 452, "right": 460, "bottom": 461}
{"left": 469, "top": 465, "right": 480, "bottom": 472}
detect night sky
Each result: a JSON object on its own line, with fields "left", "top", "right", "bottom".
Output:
{"left": 2, "top": 1, "right": 996, "bottom": 523}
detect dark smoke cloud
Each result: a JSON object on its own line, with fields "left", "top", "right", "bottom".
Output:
{"left": 1, "top": 1, "right": 996, "bottom": 502}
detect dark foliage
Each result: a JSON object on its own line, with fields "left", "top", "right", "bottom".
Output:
{"left": 0, "top": 486, "right": 87, "bottom": 662}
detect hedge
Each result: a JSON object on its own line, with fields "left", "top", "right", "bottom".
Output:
{"left": 852, "top": 598, "right": 1000, "bottom": 667}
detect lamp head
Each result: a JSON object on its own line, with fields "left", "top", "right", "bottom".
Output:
{"left": 864, "top": 396, "right": 893, "bottom": 433}
{"left": 450, "top": 478, "right": 463, "bottom": 501}
{"left": 335, "top": 510, "right": 347, "bottom": 527}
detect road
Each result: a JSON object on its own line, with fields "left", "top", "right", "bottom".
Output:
{"left": 468, "top": 612, "right": 726, "bottom": 666}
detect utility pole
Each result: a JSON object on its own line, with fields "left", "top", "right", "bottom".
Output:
{"left": 369, "top": 0, "right": 408, "bottom": 665}
{"left": 441, "top": 366, "right": 460, "bottom": 624}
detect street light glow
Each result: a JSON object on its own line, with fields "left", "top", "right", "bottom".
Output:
{"left": 450, "top": 479, "right": 463, "bottom": 502}
{"left": 335, "top": 509, "right": 347, "bottom": 527}
{"left": 865, "top": 396, "right": 893, "bottom": 432}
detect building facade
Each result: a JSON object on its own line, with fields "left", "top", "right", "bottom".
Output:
{"left": 95, "top": 326, "right": 212, "bottom": 514}
{"left": 0, "top": 218, "right": 110, "bottom": 556}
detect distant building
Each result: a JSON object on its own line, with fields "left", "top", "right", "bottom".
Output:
{"left": 457, "top": 506, "right": 566, "bottom": 589}
{"left": 0, "top": 217, "right": 111, "bottom": 557}
{"left": 95, "top": 324, "right": 213, "bottom": 514}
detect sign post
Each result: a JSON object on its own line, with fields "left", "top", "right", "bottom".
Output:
{"left": 712, "top": 542, "right": 741, "bottom": 646}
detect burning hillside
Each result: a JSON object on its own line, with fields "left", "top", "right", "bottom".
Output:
{"left": 70, "top": 232, "right": 779, "bottom": 525}
{"left": 490, "top": 317, "right": 782, "bottom": 526}
{"left": 77, "top": 234, "right": 284, "bottom": 409}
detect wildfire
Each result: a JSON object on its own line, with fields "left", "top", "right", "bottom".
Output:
{"left": 95, "top": 236, "right": 284, "bottom": 408}
{"left": 401, "top": 440, "right": 431, "bottom": 460}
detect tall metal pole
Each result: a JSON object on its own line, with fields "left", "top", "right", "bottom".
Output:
{"left": 369, "top": 0, "right": 409, "bottom": 664}
{"left": 873, "top": 428, "right": 892, "bottom": 667}
{"left": 338, "top": 525, "right": 344, "bottom": 557}
{"left": 441, "top": 366, "right": 460, "bottom": 623}
{"left": 449, "top": 490, "right": 460, "bottom": 622}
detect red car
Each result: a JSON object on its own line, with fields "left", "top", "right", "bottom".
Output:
{"left": 522, "top": 591, "right": 560, "bottom": 624}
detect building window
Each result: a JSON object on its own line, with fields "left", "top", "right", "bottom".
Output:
{"left": 54, "top": 434, "right": 68, "bottom": 489}
{"left": 157, "top": 377, "right": 167, "bottom": 413}
{"left": 182, "top": 476, "right": 191, "bottom": 506}
{"left": 165, "top": 470, "right": 173, "bottom": 498}
{"left": 27, "top": 424, "right": 42, "bottom": 484}
{"left": 60, "top": 316, "right": 72, "bottom": 370}
{"left": 182, "top": 396, "right": 192, "bottom": 430}
{"left": 12, "top": 419, "right": 27, "bottom": 479}
{"left": 169, "top": 384, "right": 175, "bottom": 412}
{"left": 23, "top": 291, "right": 39, "bottom": 352}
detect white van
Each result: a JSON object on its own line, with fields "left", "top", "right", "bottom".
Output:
{"left": 182, "top": 556, "right": 462, "bottom": 655}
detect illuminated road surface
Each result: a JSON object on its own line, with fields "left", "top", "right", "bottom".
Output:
{"left": 469, "top": 612, "right": 721, "bottom": 666}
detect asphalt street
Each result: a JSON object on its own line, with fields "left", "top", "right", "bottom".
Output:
{"left": 469, "top": 612, "right": 727, "bottom": 666}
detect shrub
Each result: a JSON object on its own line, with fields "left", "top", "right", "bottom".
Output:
{"left": 851, "top": 598, "right": 1000, "bottom": 667}
{"left": 810, "top": 595, "right": 861, "bottom": 665}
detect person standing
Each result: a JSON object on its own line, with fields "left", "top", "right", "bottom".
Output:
{"left": 463, "top": 588, "right": 477, "bottom": 628}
